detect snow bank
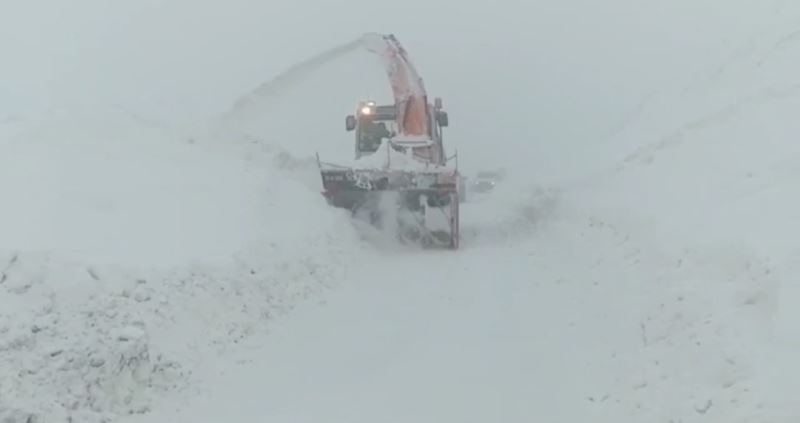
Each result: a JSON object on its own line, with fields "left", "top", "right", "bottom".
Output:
{"left": 0, "top": 247, "right": 354, "bottom": 423}
{"left": 0, "top": 108, "right": 363, "bottom": 423}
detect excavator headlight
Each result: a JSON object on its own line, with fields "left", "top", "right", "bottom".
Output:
{"left": 360, "top": 106, "right": 373, "bottom": 115}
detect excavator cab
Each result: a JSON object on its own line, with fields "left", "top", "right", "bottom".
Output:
{"left": 345, "top": 99, "right": 449, "bottom": 159}
{"left": 346, "top": 101, "right": 398, "bottom": 157}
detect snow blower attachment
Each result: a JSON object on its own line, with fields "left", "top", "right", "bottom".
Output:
{"left": 317, "top": 33, "right": 461, "bottom": 249}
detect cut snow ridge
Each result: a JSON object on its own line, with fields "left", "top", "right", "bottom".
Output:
{"left": 0, "top": 106, "right": 364, "bottom": 423}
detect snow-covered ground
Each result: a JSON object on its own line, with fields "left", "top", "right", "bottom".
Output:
{"left": 2, "top": 0, "right": 800, "bottom": 422}
{"left": 0, "top": 107, "right": 366, "bottom": 421}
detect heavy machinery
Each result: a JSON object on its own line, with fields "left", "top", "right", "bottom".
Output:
{"left": 317, "top": 33, "right": 461, "bottom": 249}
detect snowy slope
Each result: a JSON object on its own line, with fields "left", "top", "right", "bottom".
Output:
{"left": 0, "top": 108, "right": 366, "bottom": 422}
{"left": 3, "top": 0, "right": 800, "bottom": 422}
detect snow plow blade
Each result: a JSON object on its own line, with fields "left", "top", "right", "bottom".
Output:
{"left": 319, "top": 164, "right": 460, "bottom": 249}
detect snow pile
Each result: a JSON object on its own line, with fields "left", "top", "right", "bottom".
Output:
{"left": 0, "top": 248, "right": 353, "bottom": 423}
{"left": 0, "top": 254, "right": 184, "bottom": 422}
{"left": 0, "top": 109, "right": 363, "bottom": 423}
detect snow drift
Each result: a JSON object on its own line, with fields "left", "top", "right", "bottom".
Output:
{"left": 0, "top": 107, "right": 364, "bottom": 422}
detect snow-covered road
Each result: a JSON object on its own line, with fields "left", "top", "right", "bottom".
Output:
{"left": 122, "top": 214, "right": 646, "bottom": 423}
{"left": 118, "top": 185, "right": 784, "bottom": 422}
{"left": 3, "top": 1, "right": 800, "bottom": 422}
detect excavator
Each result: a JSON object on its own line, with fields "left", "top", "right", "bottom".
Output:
{"left": 317, "top": 33, "right": 461, "bottom": 249}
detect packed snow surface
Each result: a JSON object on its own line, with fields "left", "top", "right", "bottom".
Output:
{"left": 2, "top": 1, "right": 800, "bottom": 422}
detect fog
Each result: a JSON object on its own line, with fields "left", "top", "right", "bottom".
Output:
{"left": 1, "top": 0, "right": 783, "bottom": 178}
